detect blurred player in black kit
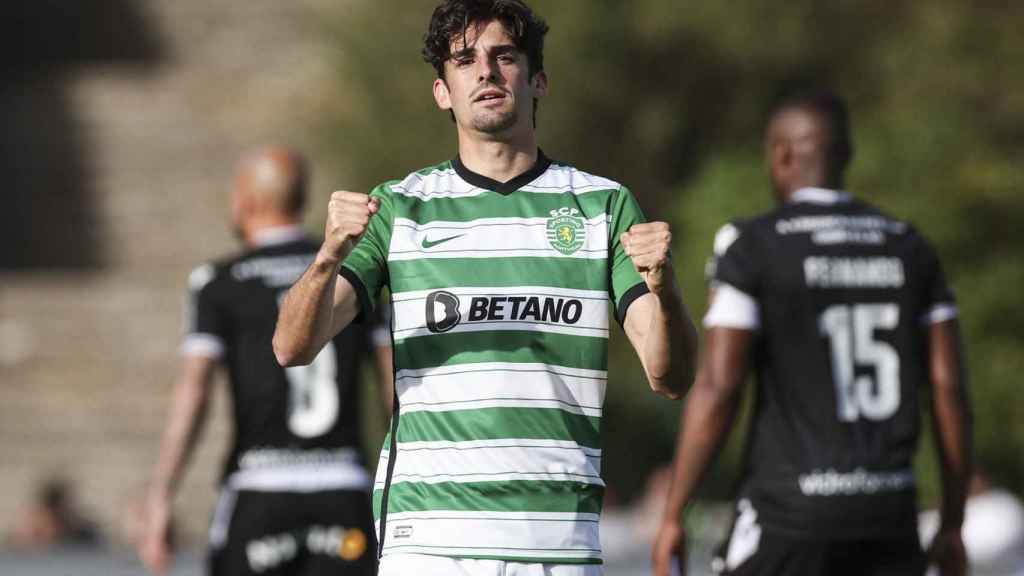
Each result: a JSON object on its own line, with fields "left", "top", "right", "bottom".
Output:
{"left": 139, "top": 147, "right": 391, "bottom": 576}
{"left": 652, "top": 92, "right": 972, "bottom": 576}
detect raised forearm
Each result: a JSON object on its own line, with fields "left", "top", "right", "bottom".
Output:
{"left": 274, "top": 251, "right": 347, "bottom": 366}
{"left": 643, "top": 271, "right": 699, "bottom": 398}
{"left": 275, "top": 190, "right": 379, "bottom": 366}
{"left": 620, "top": 222, "right": 699, "bottom": 399}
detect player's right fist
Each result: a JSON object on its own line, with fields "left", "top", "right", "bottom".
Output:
{"left": 322, "top": 191, "right": 380, "bottom": 262}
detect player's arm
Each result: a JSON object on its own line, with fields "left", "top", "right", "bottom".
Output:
{"left": 621, "top": 222, "right": 699, "bottom": 399}
{"left": 140, "top": 354, "right": 217, "bottom": 575}
{"left": 926, "top": 318, "right": 972, "bottom": 576}
{"left": 274, "top": 191, "right": 379, "bottom": 366}
{"left": 652, "top": 322, "right": 752, "bottom": 576}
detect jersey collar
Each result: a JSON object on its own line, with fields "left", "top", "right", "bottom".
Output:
{"left": 452, "top": 149, "right": 552, "bottom": 195}
{"left": 252, "top": 225, "right": 306, "bottom": 248}
{"left": 790, "top": 187, "right": 853, "bottom": 205}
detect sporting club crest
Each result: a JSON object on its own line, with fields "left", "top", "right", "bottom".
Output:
{"left": 546, "top": 207, "right": 586, "bottom": 255}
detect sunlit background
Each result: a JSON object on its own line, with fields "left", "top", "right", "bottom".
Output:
{"left": 2, "top": 1, "right": 1021, "bottom": 574}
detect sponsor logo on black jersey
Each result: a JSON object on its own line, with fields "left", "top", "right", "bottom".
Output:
{"left": 425, "top": 290, "right": 583, "bottom": 333}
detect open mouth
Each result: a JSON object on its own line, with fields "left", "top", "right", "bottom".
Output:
{"left": 473, "top": 90, "right": 506, "bottom": 103}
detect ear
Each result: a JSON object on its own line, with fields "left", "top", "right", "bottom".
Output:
{"left": 770, "top": 139, "right": 792, "bottom": 172}
{"left": 532, "top": 71, "right": 548, "bottom": 98}
{"left": 433, "top": 78, "right": 452, "bottom": 111}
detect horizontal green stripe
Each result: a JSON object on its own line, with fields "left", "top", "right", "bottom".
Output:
{"left": 374, "top": 479, "right": 603, "bottom": 515}
{"left": 389, "top": 187, "right": 616, "bottom": 223}
{"left": 389, "top": 256, "right": 609, "bottom": 292}
{"left": 397, "top": 407, "right": 601, "bottom": 447}
{"left": 393, "top": 330, "right": 608, "bottom": 371}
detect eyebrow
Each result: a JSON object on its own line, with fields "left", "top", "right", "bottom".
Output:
{"left": 450, "top": 43, "right": 520, "bottom": 61}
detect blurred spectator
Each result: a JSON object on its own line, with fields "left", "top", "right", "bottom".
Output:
{"left": 7, "top": 476, "right": 100, "bottom": 550}
{"left": 921, "top": 472, "right": 1024, "bottom": 576}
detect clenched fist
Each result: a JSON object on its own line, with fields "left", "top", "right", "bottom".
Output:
{"left": 621, "top": 221, "right": 675, "bottom": 294}
{"left": 322, "top": 191, "right": 380, "bottom": 263}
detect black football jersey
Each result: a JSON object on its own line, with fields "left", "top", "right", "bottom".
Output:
{"left": 707, "top": 189, "right": 956, "bottom": 539}
{"left": 184, "top": 234, "right": 373, "bottom": 488}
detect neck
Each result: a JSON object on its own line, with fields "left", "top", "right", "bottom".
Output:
{"left": 779, "top": 173, "right": 844, "bottom": 204}
{"left": 242, "top": 214, "right": 302, "bottom": 247}
{"left": 456, "top": 127, "right": 539, "bottom": 183}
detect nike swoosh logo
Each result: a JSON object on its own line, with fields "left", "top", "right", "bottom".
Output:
{"left": 421, "top": 234, "right": 465, "bottom": 249}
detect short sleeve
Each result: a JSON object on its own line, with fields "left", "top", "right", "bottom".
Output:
{"left": 703, "top": 222, "right": 761, "bottom": 330}
{"left": 916, "top": 236, "right": 958, "bottom": 325}
{"left": 608, "top": 185, "right": 650, "bottom": 324}
{"left": 339, "top": 183, "right": 395, "bottom": 318}
{"left": 707, "top": 222, "right": 759, "bottom": 296}
{"left": 181, "top": 264, "right": 227, "bottom": 358}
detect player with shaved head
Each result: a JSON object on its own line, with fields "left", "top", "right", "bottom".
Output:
{"left": 652, "top": 91, "right": 972, "bottom": 575}
{"left": 139, "top": 147, "right": 390, "bottom": 576}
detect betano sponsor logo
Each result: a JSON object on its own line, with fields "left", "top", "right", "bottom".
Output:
{"left": 425, "top": 290, "right": 584, "bottom": 334}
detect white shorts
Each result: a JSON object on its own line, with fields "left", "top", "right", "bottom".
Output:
{"left": 378, "top": 553, "right": 603, "bottom": 576}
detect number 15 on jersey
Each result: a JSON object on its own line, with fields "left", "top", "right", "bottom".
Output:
{"left": 819, "top": 303, "right": 901, "bottom": 422}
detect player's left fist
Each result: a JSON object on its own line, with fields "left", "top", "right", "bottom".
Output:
{"left": 621, "top": 222, "right": 674, "bottom": 294}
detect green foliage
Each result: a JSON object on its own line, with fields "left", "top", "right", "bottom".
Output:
{"left": 322, "top": 0, "right": 1024, "bottom": 504}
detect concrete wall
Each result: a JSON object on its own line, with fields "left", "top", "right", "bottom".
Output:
{"left": 1, "top": 0, "right": 353, "bottom": 548}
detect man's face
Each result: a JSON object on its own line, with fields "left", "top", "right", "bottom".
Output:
{"left": 433, "top": 19, "right": 547, "bottom": 137}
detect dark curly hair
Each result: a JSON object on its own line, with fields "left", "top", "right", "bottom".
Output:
{"left": 422, "top": 0, "right": 549, "bottom": 80}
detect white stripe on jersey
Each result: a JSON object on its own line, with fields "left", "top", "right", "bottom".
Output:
{"left": 396, "top": 362, "right": 606, "bottom": 417}
{"left": 385, "top": 441, "right": 603, "bottom": 487}
{"left": 389, "top": 168, "right": 485, "bottom": 201}
{"left": 377, "top": 552, "right": 604, "bottom": 575}
{"left": 521, "top": 164, "right": 623, "bottom": 195}
{"left": 388, "top": 216, "right": 610, "bottom": 262}
{"left": 377, "top": 514, "right": 601, "bottom": 559}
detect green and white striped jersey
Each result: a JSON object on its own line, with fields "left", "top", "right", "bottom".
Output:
{"left": 340, "top": 152, "right": 648, "bottom": 564}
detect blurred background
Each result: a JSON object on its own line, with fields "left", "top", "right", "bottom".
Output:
{"left": 1, "top": 1, "right": 1021, "bottom": 574}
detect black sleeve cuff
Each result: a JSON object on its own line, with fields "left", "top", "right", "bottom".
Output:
{"left": 616, "top": 282, "right": 650, "bottom": 326}
{"left": 339, "top": 265, "right": 372, "bottom": 324}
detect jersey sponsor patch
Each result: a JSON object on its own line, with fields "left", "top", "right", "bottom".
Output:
{"left": 797, "top": 468, "right": 915, "bottom": 496}
{"left": 399, "top": 287, "right": 607, "bottom": 341}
